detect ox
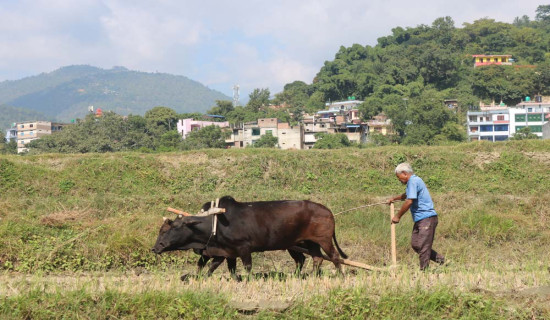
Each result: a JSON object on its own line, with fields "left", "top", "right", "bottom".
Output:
{"left": 152, "top": 196, "right": 347, "bottom": 279}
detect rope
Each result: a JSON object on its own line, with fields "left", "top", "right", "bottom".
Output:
{"left": 333, "top": 201, "right": 389, "bottom": 216}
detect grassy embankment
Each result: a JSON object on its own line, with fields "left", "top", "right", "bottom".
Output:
{"left": 1, "top": 140, "right": 550, "bottom": 318}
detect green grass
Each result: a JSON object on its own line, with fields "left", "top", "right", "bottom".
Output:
{"left": 1, "top": 139, "right": 550, "bottom": 318}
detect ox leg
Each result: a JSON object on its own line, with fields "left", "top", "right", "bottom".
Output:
{"left": 206, "top": 256, "right": 226, "bottom": 277}
{"left": 319, "top": 241, "right": 344, "bottom": 276}
{"left": 181, "top": 255, "right": 212, "bottom": 281}
{"left": 240, "top": 253, "right": 253, "bottom": 281}
{"left": 197, "top": 255, "right": 211, "bottom": 273}
{"left": 306, "top": 242, "right": 324, "bottom": 277}
{"left": 226, "top": 258, "right": 242, "bottom": 282}
{"left": 287, "top": 249, "right": 306, "bottom": 276}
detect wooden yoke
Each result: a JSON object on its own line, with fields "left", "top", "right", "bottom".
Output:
{"left": 166, "top": 207, "right": 191, "bottom": 216}
{"left": 166, "top": 198, "right": 226, "bottom": 236}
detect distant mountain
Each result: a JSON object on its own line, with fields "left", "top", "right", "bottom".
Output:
{"left": 0, "top": 65, "right": 231, "bottom": 122}
{"left": 0, "top": 104, "right": 50, "bottom": 132}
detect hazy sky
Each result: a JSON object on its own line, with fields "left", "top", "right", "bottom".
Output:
{"left": 0, "top": 0, "right": 543, "bottom": 99}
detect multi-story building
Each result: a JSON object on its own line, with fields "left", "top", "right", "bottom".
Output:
{"left": 366, "top": 113, "right": 393, "bottom": 136}
{"left": 301, "top": 100, "right": 367, "bottom": 148}
{"left": 510, "top": 96, "right": 550, "bottom": 138}
{"left": 302, "top": 116, "right": 332, "bottom": 149}
{"left": 467, "top": 102, "right": 510, "bottom": 142}
{"left": 276, "top": 122, "right": 303, "bottom": 150}
{"left": 466, "top": 97, "right": 550, "bottom": 141}
{"left": 226, "top": 118, "right": 302, "bottom": 149}
{"left": 177, "top": 118, "right": 229, "bottom": 139}
{"left": 16, "top": 121, "right": 65, "bottom": 153}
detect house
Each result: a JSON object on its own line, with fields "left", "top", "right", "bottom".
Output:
{"left": 225, "top": 118, "right": 302, "bottom": 149}
{"left": 5, "top": 124, "right": 17, "bottom": 142}
{"left": 466, "top": 97, "right": 550, "bottom": 141}
{"left": 276, "top": 122, "right": 303, "bottom": 150}
{"left": 467, "top": 102, "right": 510, "bottom": 142}
{"left": 15, "top": 121, "right": 66, "bottom": 153}
{"left": 366, "top": 113, "right": 393, "bottom": 136}
{"left": 301, "top": 115, "right": 333, "bottom": 149}
{"left": 472, "top": 55, "right": 513, "bottom": 68}
{"left": 511, "top": 96, "right": 550, "bottom": 138}
{"left": 301, "top": 99, "right": 367, "bottom": 148}
{"left": 176, "top": 118, "right": 229, "bottom": 139}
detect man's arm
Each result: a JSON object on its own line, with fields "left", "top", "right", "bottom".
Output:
{"left": 387, "top": 193, "right": 406, "bottom": 204}
{"left": 392, "top": 199, "right": 413, "bottom": 224}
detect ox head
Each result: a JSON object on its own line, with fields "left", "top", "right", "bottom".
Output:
{"left": 151, "top": 215, "right": 203, "bottom": 254}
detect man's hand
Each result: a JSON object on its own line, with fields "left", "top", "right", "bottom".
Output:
{"left": 391, "top": 216, "right": 400, "bottom": 224}
{"left": 386, "top": 198, "right": 394, "bottom": 205}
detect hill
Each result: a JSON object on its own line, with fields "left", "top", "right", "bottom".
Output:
{"left": 0, "top": 104, "right": 50, "bottom": 132}
{"left": 0, "top": 65, "right": 231, "bottom": 123}
{"left": 1, "top": 141, "right": 550, "bottom": 317}
{"left": 274, "top": 12, "right": 550, "bottom": 144}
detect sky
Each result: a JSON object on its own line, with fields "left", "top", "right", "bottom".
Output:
{"left": 0, "top": 0, "right": 544, "bottom": 100}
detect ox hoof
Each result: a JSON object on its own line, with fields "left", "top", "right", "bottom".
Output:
{"left": 231, "top": 274, "right": 243, "bottom": 282}
{"left": 180, "top": 274, "right": 191, "bottom": 282}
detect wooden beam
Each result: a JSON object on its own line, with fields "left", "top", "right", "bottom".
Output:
{"left": 390, "top": 203, "right": 397, "bottom": 266}
{"left": 167, "top": 207, "right": 190, "bottom": 216}
{"left": 288, "top": 246, "right": 389, "bottom": 271}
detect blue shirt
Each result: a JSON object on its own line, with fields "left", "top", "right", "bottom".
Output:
{"left": 406, "top": 175, "right": 437, "bottom": 222}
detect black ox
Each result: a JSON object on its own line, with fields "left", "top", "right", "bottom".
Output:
{"left": 152, "top": 196, "right": 347, "bottom": 279}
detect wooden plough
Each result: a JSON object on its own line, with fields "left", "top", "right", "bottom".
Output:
{"left": 165, "top": 200, "right": 398, "bottom": 272}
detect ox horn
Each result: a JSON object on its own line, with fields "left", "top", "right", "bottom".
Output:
{"left": 166, "top": 207, "right": 191, "bottom": 216}
{"left": 163, "top": 217, "right": 168, "bottom": 222}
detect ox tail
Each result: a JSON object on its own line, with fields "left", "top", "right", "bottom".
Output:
{"left": 333, "top": 233, "right": 348, "bottom": 259}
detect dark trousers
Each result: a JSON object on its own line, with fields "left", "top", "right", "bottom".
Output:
{"left": 411, "top": 216, "right": 444, "bottom": 270}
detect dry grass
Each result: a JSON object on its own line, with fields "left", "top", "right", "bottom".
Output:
{"left": 2, "top": 267, "right": 549, "bottom": 307}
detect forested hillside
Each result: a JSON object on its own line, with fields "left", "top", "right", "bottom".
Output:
{"left": 0, "top": 104, "right": 49, "bottom": 131}
{"left": 273, "top": 6, "right": 550, "bottom": 144}
{"left": 0, "top": 65, "right": 231, "bottom": 124}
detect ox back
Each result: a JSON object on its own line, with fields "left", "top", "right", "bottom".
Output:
{"left": 205, "top": 196, "right": 346, "bottom": 256}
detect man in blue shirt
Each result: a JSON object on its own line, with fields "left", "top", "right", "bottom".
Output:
{"left": 388, "top": 163, "right": 445, "bottom": 270}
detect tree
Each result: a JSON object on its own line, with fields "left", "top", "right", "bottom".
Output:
{"left": 159, "top": 130, "right": 182, "bottom": 150}
{"left": 27, "top": 112, "right": 155, "bottom": 153}
{"left": 207, "top": 100, "right": 234, "bottom": 118}
{"left": 513, "top": 15, "right": 531, "bottom": 27}
{"left": 313, "top": 133, "right": 351, "bottom": 149}
{"left": 253, "top": 132, "right": 278, "bottom": 148}
{"left": 510, "top": 127, "right": 539, "bottom": 140}
{"left": 535, "top": 5, "right": 550, "bottom": 22}
{"left": 440, "top": 122, "right": 467, "bottom": 142}
{"left": 0, "top": 138, "right": 16, "bottom": 154}
{"left": 368, "top": 133, "right": 391, "bottom": 146}
{"left": 181, "top": 125, "right": 227, "bottom": 150}
{"left": 144, "top": 106, "right": 178, "bottom": 137}
{"left": 246, "top": 88, "right": 271, "bottom": 112}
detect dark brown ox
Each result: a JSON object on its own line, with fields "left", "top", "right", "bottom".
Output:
{"left": 152, "top": 196, "right": 347, "bottom": 279}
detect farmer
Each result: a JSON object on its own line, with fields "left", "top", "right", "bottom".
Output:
{"left": 387, "top": 162, "right": 445, "bottom": 270}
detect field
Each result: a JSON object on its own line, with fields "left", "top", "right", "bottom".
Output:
{"left": 1, "top": 140, "right": 550, "bottom": 319}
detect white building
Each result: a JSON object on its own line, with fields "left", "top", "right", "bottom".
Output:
{"left": 225, "top": 118, "right": 303, "bottom": 149}
{"left": 5, "top": 124, "right": 17, "bottom": 142}
{"left": 176, "top": 118, "right": 229, "bottom": 139}
{"left": 467, "top": 103, "right": 510, "bottom": 142}
{"left": 466, "top": 97, "right": 550, "bottom": 141}
{"left": 510, "top": 97, "right": 550, "bottom": 138}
